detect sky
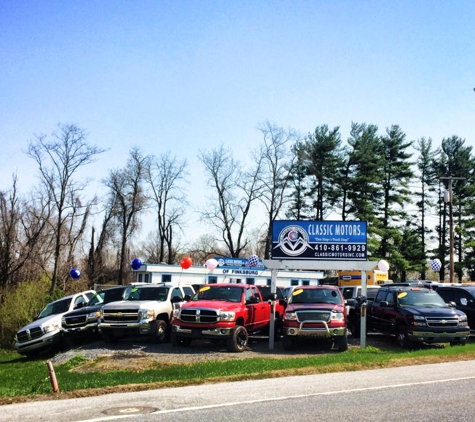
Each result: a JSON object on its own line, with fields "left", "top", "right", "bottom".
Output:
{"left": 1, "top": 0, "right": 475, "bottom": 246}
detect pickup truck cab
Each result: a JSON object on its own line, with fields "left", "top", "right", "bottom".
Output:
{"left": 99, "top": 283, "right": 195, "bottom": 343}
{"left": 14, "top": 290, "right": 96, "bottom": 358}
{"left": 350, "top": 285, "right": 470, "bottom": 348}
{"left": 171, "top": 283, "right": 277, "bottom": 352}
{"left": 280, "top": 285, "right": 350, "bottom": 351}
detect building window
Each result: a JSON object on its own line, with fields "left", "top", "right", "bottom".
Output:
{"left": 138, "top": 274, "right": 143, "bottom": 283}
{"left": 267, "top": 278, "right": 272, "bottom": 286}
{"left": 246, "top": 278, "right": 255, "bottom": 285}
{"left": 291, "top": 279, "right": 299, "bottom": 286}
{"left": 162, "top": 274, "right": 172, "bottom": 283}
{"left": 302, "top": 280, "right": 310, "bottom": 286}
{"left": 208, "top": 276, "right": 218, "bottom": 284}
{"left": 145, "top": 274, "right": 150, "bottom": 283}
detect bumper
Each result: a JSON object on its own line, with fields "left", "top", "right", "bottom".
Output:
{"left": 284, "top": 321, "right": 347, "bottom": 338}
{"left": 172, "top": 324, "right": 233, "bottom": 339}
{"left": 408, "top": 329, "right": 470, "bottom": 343}
{"left": 98, "top": 319, "right": 156, "bottom": 335}
{"left": 15, "top": 331, "right": 62, "bottom": 355}
{"left": 62, "top": 322, "right": 99, "bottom": 337}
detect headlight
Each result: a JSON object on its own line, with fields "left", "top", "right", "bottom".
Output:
{"left": 43, "top": 323, "right": 60, "bottom": 333}
{"left": 458, "top": 314, "right": 468, "bottom": 325}
{"left": 330, "top": 312, "right": 345, "bottom": 322}
{"left": 284, "top": 312, "right": 297, "bottom": 321}
{"left": 172, "top": 309, "right": 181, "bottom": 319}
{"left": 139, "top": 309, "right": 155, "bottom": 319}
{"left": 61, "top": 317, "right": 66, "bottom": 325}
{"left": 218, "top": 311, "right": 235, "bottom": 321}
{"left": 412, "top": 315, "right": 427, "bottom": 326}
{"left": 87, "top": 311, "right": 101, "bottom": 321}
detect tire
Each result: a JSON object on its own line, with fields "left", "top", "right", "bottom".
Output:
{"left": 336, "top": 333, "right": 349, "bottom": 352}
{"left": 170, "top": 331, "right": 192, "bottom": 347}
{"left": 396, "top": 325, "right": 413, "bottom": 349}
{"left": 101, "top": 330, "right": 118, "bottom": 344}
{"left": 226, "top": 326, "right": 248, "bottom": 353}
{"left": 154, "top": 319, "right": 168, "bottom": 343}
{"left": 450, "top": 341, "right": 467, "bottom": 347}
{"left": 283, "top": 335, "right": 295, "bottom": 350}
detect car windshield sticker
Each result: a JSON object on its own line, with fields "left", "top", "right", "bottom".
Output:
{"left": 200, "top": 286, "right": 211, "bottom": 292}
{"left": 293, "top": 289, "right": 303, "bottom": 296}
{"left": 398, "top": 292, "right": 407, "bottom": 298}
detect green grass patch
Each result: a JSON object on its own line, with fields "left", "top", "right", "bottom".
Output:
{"left": 2, "top": 343, "right": 475, "bottom": 402}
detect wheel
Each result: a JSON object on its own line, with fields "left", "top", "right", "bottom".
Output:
{"left": 101, "top": 330, "right": 118, "bottom": 344}
{"left": 283, "top": 335, "right": 295, "bottom": 350}
{"left": 171, "top": 330, "right": 192, "bottom": 347}
{"left": 336, "top": 333, "right": 349, "bottom": 351}
{"left": 154, "top": 319, "right": 168, "bottom": 343}
{"left": 226, "top": 326, "right": 248, "bottom": 352}
{"left": 396, "top": 325, "right": 413, "bottom": 349}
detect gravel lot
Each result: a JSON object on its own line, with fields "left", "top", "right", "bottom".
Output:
{"left": 50, "top": 333, "right": 398, "bottom": 368}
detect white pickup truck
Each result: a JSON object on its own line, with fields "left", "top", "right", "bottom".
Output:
{"left": 14, "top": 290, "right": 96, "bottom": 358}
{"left": 99, "top": 283, "right": 195, "bottom": 343}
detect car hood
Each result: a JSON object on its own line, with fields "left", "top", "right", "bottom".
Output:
{"left": 18, "top": 314, "right": 62, "bottom": 331}
{"left": 403, "top": 306, "right": 464, "bottom": 317}
{"left": 101, "top": 300, "right": 163, "bottom": 309}
{"left": 63, "top": 305, "right": 102, "bottom": 317}
{"left": 286, "top": 303, "right": 344, "bottom": 313}
{"left": 183, "top": 300, "right": 239, "bottom": 312}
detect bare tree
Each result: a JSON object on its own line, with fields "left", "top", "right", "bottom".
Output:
{"left": 145, "top": 152, "right": 188, "bottom": 264}
{"left": 104, "top": 147, "right": 150, "bottom": 285}
{"left": 26, "top": 124, "right": 106, "bottom": 293}
{"left": 255, "top": 121, "right": 297, "bottom": 258}
{"left": 198, "top": 144, "right": 262, "bottom": 257}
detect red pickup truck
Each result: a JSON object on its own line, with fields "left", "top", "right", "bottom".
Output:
{"left": 171, "top": 284, "right": 283, "bottom": 352}
{"left": 280, "top": 285, "right": 350, "bottom": 351}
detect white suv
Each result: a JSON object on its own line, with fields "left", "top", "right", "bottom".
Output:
{"left": 14, "top": 290, "right": 95, "bottom": 358}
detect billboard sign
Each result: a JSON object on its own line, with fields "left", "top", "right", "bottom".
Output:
{"left": 271, "top": 220, "right": 367, "bottom": 260}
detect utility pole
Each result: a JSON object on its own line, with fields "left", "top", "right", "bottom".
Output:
{"left": 441, "top": 176, "right": 465, "bottom": 283}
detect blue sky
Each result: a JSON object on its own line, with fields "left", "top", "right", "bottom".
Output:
{"left": 1, "top": 1, "right": 474, "bottom": 243}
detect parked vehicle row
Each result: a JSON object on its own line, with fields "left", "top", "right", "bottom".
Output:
{"left": 14, "top": 282, "right": 475, "bottom": 358}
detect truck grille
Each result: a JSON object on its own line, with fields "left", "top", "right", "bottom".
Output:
{"left": 426, "top": 317, "right": 459, "bottom": 328}
{"left": 16, "top": 326, "right": 44, "bottom": 343}
{"left": 63, "top": 314, "right": 88, "bottom": 327}
{"left": 102, "top": 308, "right": 139, "bottom": 323}
{"left": 180, "top": 309, "right": 219, "bottom": 323}
{"left": 296, "top": 310, "right": 331, "bottom": 323}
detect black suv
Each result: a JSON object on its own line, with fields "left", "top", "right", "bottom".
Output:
{"left": 437, "top": 285, "right": 475, "bottom": 331}
{"left": 61, "top": 285, "right": 130, "bottom": 343}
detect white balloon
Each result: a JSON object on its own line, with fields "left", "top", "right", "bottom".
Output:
{"left": 378, "top": 259, "right": 390, "bottom": 272}
{"left": 205, "top": 258, "right": 218, "bottom": 270}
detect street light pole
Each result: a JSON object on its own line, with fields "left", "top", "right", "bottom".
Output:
{"left": 441, "top": 176, "right": 465, "bottom": 283}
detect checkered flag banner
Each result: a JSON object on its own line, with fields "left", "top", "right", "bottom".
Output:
{"left": 247, "top": 254, "right": 259, "bottom": 267}
{"left": 430, "top": 259, "right": 442, "bottom": 271}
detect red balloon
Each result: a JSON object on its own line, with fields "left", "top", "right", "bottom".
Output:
{"left": 180, "top": 257, "right": 193, "bottom": 269}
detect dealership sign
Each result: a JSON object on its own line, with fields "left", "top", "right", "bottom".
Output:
{"left": 271, "top": 220, "right": 367, "bottom": 260}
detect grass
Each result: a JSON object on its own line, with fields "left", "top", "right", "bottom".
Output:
{"left": 2, "top": 342, "right": 475, "bottom": 405}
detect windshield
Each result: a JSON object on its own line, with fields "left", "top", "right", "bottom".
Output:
{"left": 397, "top": 290, "right": 448, "bottom": 308}
{"left": 125, "top": 287, "right": 169, "bottom": 301}
{"left": 38, "top": 297, "right": 72, "bottom": 318}
{"left": 289, "top": 288, "right": 342, "bottom": 305}
{"left": 194, "top": 286, "right": 242, "bottom": 302}
{"left": 87, "top": 291, "right": 106, "bottom": 306}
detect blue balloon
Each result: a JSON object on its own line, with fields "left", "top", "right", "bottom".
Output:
{"left": 131, "top": 258, "right": 143, "bottom": 270}
{"left": 70, "top": 268, "right": 81, "bottom": 279}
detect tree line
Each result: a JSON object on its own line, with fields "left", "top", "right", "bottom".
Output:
{"left": 1, "top": 121, "right": 475, "bottom": 301}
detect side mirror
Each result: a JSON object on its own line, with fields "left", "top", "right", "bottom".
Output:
{"left": 448, "top": 301, "right": 457, "bottom": 308}
{"left": 74, "top": 302, "right": 84, "bottom": 309}
{"left": 460, "top": 298, "right": 468, "bottom": 306}
{"left": 346, "top": 299, "right": 355, "bottom": 306}
{"left": 171, "top": 296, "right": 183, "bottom": 303}
{"left": 183, "top": 294, "right": 192, "bottom": 302}
{"left": 246, "top": 296, "right": 259, "bottom": 305}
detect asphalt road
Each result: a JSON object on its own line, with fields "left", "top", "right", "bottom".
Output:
{"left": 3, "top": 360, "right": 475, "bottom": 422}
